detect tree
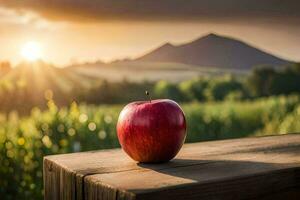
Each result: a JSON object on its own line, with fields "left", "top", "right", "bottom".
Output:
{"left": 179, "top": 78, "right": 208, "bottom": 101}
{"left": 205, "top": 76, "right": 244, "bottom": 101}
{"left": 154, "top": 81, "right": 184, "bottom": 101}
{"left": 247, "top": 66, "right": 276, "bottom": 97}
{"left": 268, "top": 64, "right": 300, "bottom": 95}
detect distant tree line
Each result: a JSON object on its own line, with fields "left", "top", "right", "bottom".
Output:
{"left": 77, "top": 63, "right": 300, "bottom": 104}
{"left": 0, "top": 63, "right": 300, "bottom": 114}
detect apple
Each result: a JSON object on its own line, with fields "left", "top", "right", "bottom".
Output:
{"left": 117, "top": 98, "right": 187, "bottom": 163}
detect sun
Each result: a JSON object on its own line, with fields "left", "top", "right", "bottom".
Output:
{"left": 20, "top": 41, "right": 42, "bottom": 61}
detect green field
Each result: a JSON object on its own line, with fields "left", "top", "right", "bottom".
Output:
{"left": 1, "top": 95, "right": 300, "bottom": 199}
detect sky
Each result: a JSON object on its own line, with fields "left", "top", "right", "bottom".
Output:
{"left": 0, "top": 0, "right": 299, "bottom": 66}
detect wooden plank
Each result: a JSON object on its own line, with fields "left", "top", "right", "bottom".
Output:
{"left": 44, "top": 134, "right": 300, "bottom": 200}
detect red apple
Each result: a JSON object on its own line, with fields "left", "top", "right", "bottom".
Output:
{"left": 117, "top": 99, "right": 187, "bottom": 163}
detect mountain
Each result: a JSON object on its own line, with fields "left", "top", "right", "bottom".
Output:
{"left": 135, "top": 33, "right": 291, "bottom": 69}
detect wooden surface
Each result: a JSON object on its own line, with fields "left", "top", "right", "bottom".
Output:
{"left": 44, "top": 134, "right": 300, "bottom": 200}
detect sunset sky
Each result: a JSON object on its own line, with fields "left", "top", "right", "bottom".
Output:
{"left": 0, "top": 0, "right": 299, "bottom": 66}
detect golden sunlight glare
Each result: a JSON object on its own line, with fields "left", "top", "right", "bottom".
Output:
{"left": 20, "top": 41, "right": 42, "bottom": 61}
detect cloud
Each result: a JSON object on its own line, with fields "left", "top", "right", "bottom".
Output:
{"left": 0, "top": 0, "right": 299, "bottom": 24}
{"left": 0, "top": 6, "right": 66, "bottom": 31}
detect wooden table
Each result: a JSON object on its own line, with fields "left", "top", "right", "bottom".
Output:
{"left": 44, "top": 134, "right": 300, "bottom": 200}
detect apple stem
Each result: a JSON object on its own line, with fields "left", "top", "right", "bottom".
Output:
{"left": 145, "top": 90, "right": 151, "bottom": 103}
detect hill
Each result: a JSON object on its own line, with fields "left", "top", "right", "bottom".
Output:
{"left": 135, "top": 33, "right": 291, "bottom": 69}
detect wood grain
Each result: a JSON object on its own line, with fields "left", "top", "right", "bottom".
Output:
{"left": 44, "top": 134, "right": 300, "bottom": 200}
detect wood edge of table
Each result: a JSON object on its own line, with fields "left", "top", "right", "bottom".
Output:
{"left": 43, "top": 133, "right": 300, "bottom": 161}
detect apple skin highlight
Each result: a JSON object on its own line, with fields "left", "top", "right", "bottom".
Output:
{"left": 117, "top": 99, "right": 187, "bottom": 163}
